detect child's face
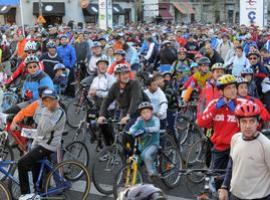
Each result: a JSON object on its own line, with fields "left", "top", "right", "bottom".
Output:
{"left": 243, "top": 75, "right": 252, "bottom": 82}
{"left": 55, "top": 69, "right": 63, "bottom": 76}
{"left": 140, "top": 109, "right": 153, "bottom": 121}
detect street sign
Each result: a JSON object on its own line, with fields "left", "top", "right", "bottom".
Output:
{"left": 240, "top": 0, "right": 266, "bottom": 27}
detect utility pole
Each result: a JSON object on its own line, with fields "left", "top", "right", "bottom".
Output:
{"left": 39, "top": 0, "right": 42, "bottom": 17}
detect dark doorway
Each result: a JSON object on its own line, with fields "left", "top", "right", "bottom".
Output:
{"left": 124, "top": 8, "right": 131, "bottom": 24}
{"left": 44, "top": 16, "right": 62, "bottom": 26}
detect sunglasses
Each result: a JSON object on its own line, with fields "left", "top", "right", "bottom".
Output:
{"left": 28, "top": 65, "right": 38, "bottom": 69}
{"left": 249, "top": 57, "right": 258, "bottom": 60}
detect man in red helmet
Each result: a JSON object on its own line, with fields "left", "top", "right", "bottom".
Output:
{"left": 218, "top": 101, "right": 270, "bottom": 200}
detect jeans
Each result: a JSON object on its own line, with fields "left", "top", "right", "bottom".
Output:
{"left": 18, "top": 145, "right": 53, "bottom": 194}
{"left": 141, "top": 145, "right": 158, "bottom": 176}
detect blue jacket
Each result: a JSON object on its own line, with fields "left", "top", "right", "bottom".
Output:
{"left": 57, "top": 44, "right": 76, "bottom": 69}
{"left": 129, "top": 116, "right": 160, "bottom": 152}
{"left": 22, "top": 70, "right": 54, "bottom": 100}
{"left": 126, "top": 46, "right": 139, "bottom": 65}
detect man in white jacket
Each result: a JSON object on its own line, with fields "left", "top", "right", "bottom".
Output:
{"left": 144, "top": 74, "right": 168, "bottom": 129}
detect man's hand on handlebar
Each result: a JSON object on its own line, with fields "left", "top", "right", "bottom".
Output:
{"left": 119, "top": 115, "right": 130, "bottom": 125}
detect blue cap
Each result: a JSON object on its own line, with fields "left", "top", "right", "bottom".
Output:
{"left": 41, "top": 89, "right": 58, "bottom": 100}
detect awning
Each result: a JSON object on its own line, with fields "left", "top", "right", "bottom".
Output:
{"left": 172, "top": 2, "right": 195, "bottom": 15}
{"left": 0, "top": 0, "right": 18, "bottom": 6}
{"left": 159, "top": 9, "right": 173, "bottom": 19}
{"left": 33, "top": 2, "right": 65, "bottom": 16}
{"left": 83, "top": 3, "right": 125, "bottom": 15}
{"left": 0, "top": 6, "right": 12, "bottom": 14}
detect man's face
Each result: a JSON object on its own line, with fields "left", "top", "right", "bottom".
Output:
{"left": 60, "top": 37, "right": 68, "bottom": 45}
{"left": 140, "top": 108, "right": 153, "bottom": 121}
{"left": 100, "top": 40, "right": 106, "bottom": 46}
{"left": 156, "top": 77, "right": 164, "bottom": 88}
{"left": 97, "top": 62, "right": 108, "bottom": 74}
{"left": 235, "top": 48, "right": 243, "bottom": 57}
{"left": 48, "top": 48, "right": 56, "bottom": 55}
{"left": 243, "top": 74, "right": 253, "bottom": 83}
{"left": 199, "top": 64, "right": 209, "bottom": 74}
{"left": 212, "top": 69, "right": 224, "bottom": 80}
{"left": 178, "top": 52, "right": 186, "bottom": 60}
{"left": 237, "top": 83, "right": 248, "bottom": 97}
{"left": 115, "top": 54, "right": 123, "bottom": 62}
{"left": 205, "top": 44, "right": 213, "bottom": 55}
{"left": 149, "top": 81, "right": 159, "bottom": 93}
{"left": 119, "top": 72, "right": 130, "bottom": 84}
{"left": 239, "top": 117, "right": 258, "bottom": 139}
{"left": 249, "top": 55, "right": 259, "bottom": 65}
{"left": 222, "top": 84, "right": 237, "bottom": 100}
{"left": 42, "top": 97, "right": 58, "bottom": 111}
{"left": 92, "top": 46, "right": 102, "bottom": 56}
{"left": 27, "top": 63, "right": 39, "bottom": 75}
{"left": 78, "top": 34, "right": 84, "bottom": 41}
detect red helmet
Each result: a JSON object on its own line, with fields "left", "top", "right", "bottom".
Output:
{"left": 235, "top": 101, "right": 260, "bottom": 118}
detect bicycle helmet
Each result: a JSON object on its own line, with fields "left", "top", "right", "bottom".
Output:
{"left": 96, "top": 56, "right": 109, "bottom": 66}
{"left": 54, "top": 63, "right": 66, "bottom": 71}
{"left": 198, "top": 57, "right": 211, "bottom": 65}
{"left": 235, "top": 101, "right": 260, "bottom": 118}
{"left": 241, "top": 68, "right": 254, "bottom": 76}
{"left": 59, "top": 34, "right": 68, "bottom": 39}
{"left": 92, "top": 41, "right": 102, "bottom": 48}
{"left": 114, "top": 64, "right": 130, "bottom": 74}
{"left": 178, "top": 47, "right": 187, "bottom": 54}
{"left": 236, "top": 76, "right": 248, "bottom": 86}
{"left": 114, "top": 49, "right": 126, "bottom": 56}
{"left": 24, "top": 55, "right": 39, "bottom": 65}
{"left": 46, "top": 41, "right": 56, "bottom": 49}
{"left": 24, "top": 41, "right": 37, "bottom": 52}
{"left": 211, "top": 63, "right": 226, "bottom": 71}
{"left": 117, "top": 184, "right": 166, "bottom": 200}
{"left": 138, "top": 102, "right": 153, "bottom": 112}
{"left": 190, "top": 62, "right": 198, "bottom": 69}
{"left": 216, "top": 74, "right": 236, "bottom": 89}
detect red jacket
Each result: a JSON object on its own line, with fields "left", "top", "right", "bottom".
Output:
{"left": 107, "top": 59, "right": 134, "bottom": 79}
{"left": 197, "top": 80, "right": 222, "bottom": 116}
{"left": 197, "top": 98, "right": 246, "bottom": 151}
{"left": 6, "top": 61, "right": 44, "bottom": 84}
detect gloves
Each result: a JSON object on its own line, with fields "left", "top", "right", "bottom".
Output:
{"left": 215, "top": 98, "right": 226, "bottom": 109}
{"left": 227, "top": 100, "right": 236, "bottom": 112}
{"left": 25, "top": 90, "right": 33, "bottom": 100}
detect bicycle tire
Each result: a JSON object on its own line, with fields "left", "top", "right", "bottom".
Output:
{"left": 66, "top": 101, "right": 87, "bottom": 128}
{"left": 62, "top": 141, "right": 89, "bottom": 180}
{"left": 159, "top": 146, "right": 183, "bottom": 188}
{"left": 0, "top": 181, "right": 11, "bottom": 200}
{"left": 0, "top": 143, "right": 14, "bottom": 181}
{"left": 186, "top": 138, "right": 209, "bottom": 183}
{"left": 45, "top": 160, "right": 91, "bottom": 200}
{"left": 92, "top": 145, "right": 124, "bottom": 195}
{"left": 113, "top": 164, "right": 143, "bottom": 199}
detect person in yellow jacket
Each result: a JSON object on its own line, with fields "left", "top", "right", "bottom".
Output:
{"left": 182, "top": 57, "right": 212, "bottom": 102}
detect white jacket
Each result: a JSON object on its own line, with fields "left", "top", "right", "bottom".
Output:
{"left": 144, "top": 87, "right": 168, "bottom": 120}
{"left": 90, "top": 73, "right": 116, "bottom": 98}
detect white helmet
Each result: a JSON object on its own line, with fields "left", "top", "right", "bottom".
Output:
{"left": 24, "top": 41, "right": 37, "bottom": 52}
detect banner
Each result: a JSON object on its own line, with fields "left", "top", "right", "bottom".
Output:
{"left": 240, "top": 0, "right": 266, "bottom": 27}
{"left": 99, "top": 0, "right": 112, "bottom": 30}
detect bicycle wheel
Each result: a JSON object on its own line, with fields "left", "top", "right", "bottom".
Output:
{"left": 45, "top": 160, "right": 91, "bottom": 200}
{"left": 92, "top": 145, "right": 124, "bottom": 195}
{"left": 62, "top": 141, "right": 89, "bottom": 180}
{"left": 160, "top": 133, "right": 177, "bottom": 149}
{"left": 186, "top": 138, "right": 210, "bottom": 183}
{"left": 0, "top": 143, "right": 14, "bottom": 180}
{"left": 159, "top": 146, "right": 182, "bottom": 188}
{"left": 66, "top": 101, "right": 87, "bottom": 128}
{"left": 0, "top": 181, "right": 11, "bottom": 200}
{"left": 180, "top": 126, "right": 203, "bottom": 160}
{"left": 175, "top": 115, "right": 189, "bottom": 145}
{"left": 113, "top": 164, "right": 143, "bottom": 199}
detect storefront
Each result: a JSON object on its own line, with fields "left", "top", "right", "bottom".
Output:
{"left": 83, "top": 3, "right": 126, "bottom": 25}
{"left": 33, "top": 2, "right": 65, "bottom": 26}
{"left": 158, "top": 3, "right": 173, "bottom": 22}
{"left": 172, "top": 2, "right": 195, "bottom": 24}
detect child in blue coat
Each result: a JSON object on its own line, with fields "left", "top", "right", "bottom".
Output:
{"left": 129, "top": 101, "right": 160, "bottom": 177}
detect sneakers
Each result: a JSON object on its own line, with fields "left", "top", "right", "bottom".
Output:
{"left": 19, "top": 193, "right": 41, "bottom": 200}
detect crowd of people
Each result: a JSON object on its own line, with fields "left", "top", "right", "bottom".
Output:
{"left": 0, "top": 22, "right": 270, "bottom": 200}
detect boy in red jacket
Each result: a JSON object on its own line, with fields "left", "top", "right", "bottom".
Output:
{"left": 197, "top": 74, "right": 242, "bottom": 189}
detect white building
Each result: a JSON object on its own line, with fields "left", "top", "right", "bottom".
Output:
{"left": 0, "top": 0, "right": 136, "bottom": 27}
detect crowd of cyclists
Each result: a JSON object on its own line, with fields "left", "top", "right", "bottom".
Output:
{"left": 0, "top": 22, "right": 269, "bottom": 199}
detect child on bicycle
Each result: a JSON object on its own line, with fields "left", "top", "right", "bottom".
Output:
{"left": 128, "top": 101, "right": 160, "bottom": 178}
{"left": 53, "top": 63, "right": 68, "bottom": 94}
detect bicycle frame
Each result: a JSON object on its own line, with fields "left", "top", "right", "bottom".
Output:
{"left": 0, "top": 159, "right": 71, "bottom": 197}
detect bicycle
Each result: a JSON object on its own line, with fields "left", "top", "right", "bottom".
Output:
{"left": 179, "top": 168, "right": 226, "bottom": 200}
{"left": 91, "top": 118, "right": 125, "bottom": 195}
{"left": 113, "top": 130, "right": 182, "bottom": 199}
{"left": 0, "top": 129, "right": 91, "bottom": 200}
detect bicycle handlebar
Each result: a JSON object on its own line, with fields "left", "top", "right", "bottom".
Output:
{"left": 178, "top": 169, "right": 227, "bottom": 176}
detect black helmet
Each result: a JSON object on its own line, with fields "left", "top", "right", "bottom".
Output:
{"left": 138, "top": 102, "right": 153, "bottom": 112}
{"left": 198, "top": 57, "right": 211, "bottom": 65}
{"left": 117, "top": 184, "right": 166, "bottom": 200}
{"left": 114, "top": 64, "right": 130, "bottom": 74}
